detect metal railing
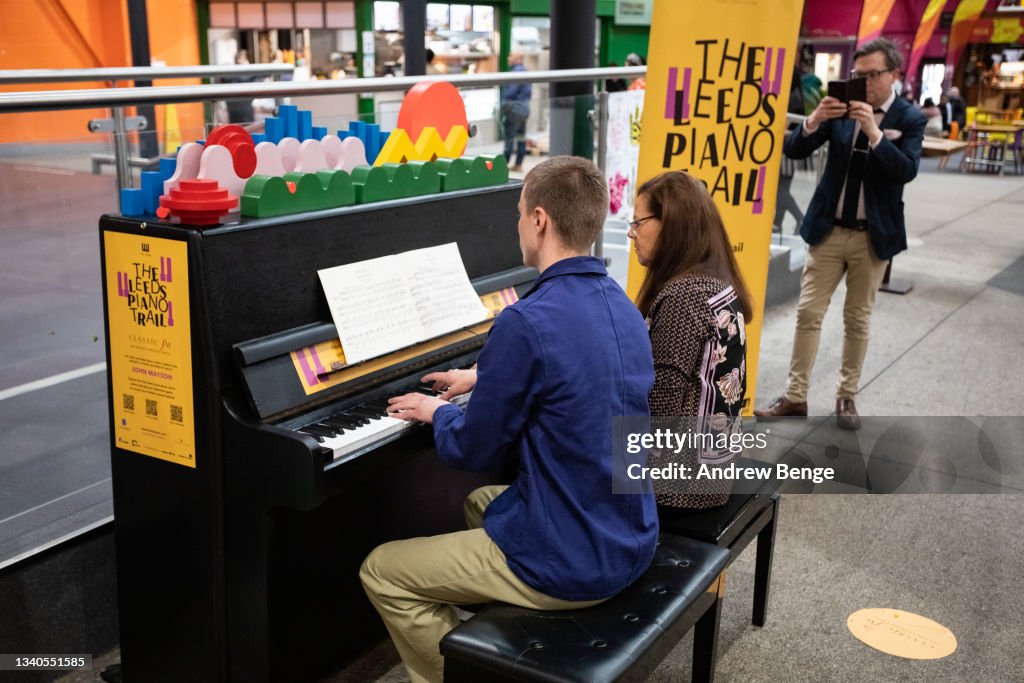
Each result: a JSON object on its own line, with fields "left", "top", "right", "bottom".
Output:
{"left": 0, "top": 64, "right": 294, "bottom": 86}
{"left": 0, "top": 66, "right": 646, "bottom": 112}
{"left": 0, "top": 65, "right": 648, "bottom": 225}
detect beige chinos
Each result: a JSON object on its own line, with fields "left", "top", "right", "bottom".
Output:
{"left": 784, "top": 225, "right": 889, "bottom": 403}
{"left": 359, "top": 485, "right": 603, "bottom": 683}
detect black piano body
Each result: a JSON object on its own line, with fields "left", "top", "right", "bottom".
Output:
{"left": 99, "top": 184, "right": 532, "bottom": 682}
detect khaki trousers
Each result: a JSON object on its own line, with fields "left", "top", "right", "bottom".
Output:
{"left": 360, "top": 485, "right": 603, "bottom": 683}
{"left": 785, "top": 226, "right": 889, "bottom": 403}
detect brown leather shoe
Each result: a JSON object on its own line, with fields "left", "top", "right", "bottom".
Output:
{"left": 754, "top": 395, "right": 808, "bottom": 419}
{"left": 836, "top": 398, "right": 861, "bottom": 430}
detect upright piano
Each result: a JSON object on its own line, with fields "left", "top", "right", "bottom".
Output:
{"left": 99, "top": 183, "right": 532, "bottom": 682}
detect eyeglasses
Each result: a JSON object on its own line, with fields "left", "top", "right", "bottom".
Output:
{"left": 850, "top": 68, "right": 893, "bottom": 81}
{"left": 627, "top": 215, "right": 658, "bottom": 232}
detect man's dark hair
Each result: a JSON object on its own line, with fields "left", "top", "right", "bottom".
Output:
{"left": 854, "top": 38, "right": 903, "bottom": 72}
{"left": 426, "top": 48, "right": 435, "bottom": 63}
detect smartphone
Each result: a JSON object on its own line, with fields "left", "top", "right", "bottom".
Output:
{"left": 827, "top": 77, "right": 868, "bottom": 117}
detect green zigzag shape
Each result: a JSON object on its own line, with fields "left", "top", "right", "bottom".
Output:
{"left": 435, "top": 155, "right": 509, "bottom": 191}
{"left": 240, "top": 156, "right": 510, "bottom": 219}
{"left": 240, "top": 170, "right": 355, "bottom": 218}
{"left": 351, "top": 161, "right": 440, "bottom": 203}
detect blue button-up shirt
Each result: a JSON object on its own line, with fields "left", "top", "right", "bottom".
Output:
{"left": 433, "top": 256, "right": 658, "bottom": 601}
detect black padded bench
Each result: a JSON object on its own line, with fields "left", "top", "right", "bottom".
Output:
{"left": 440, "top": 535, "right": 730, "bottom": 682}
{"left": 657, "top": 456, "right": 780, "bottom": 627}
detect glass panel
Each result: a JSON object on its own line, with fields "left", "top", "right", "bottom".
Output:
{"left": 374, "top": 2, "right": 401, "bottom": 31}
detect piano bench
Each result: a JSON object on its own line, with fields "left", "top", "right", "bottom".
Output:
{"left": 657, "top": 456, "right": 781, "bottom": 627}
{"left": 440, "top": 535, "right": 730, "bottom": 683}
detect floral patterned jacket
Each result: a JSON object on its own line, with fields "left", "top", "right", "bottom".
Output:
{"left": 646, "top": 273, "right": 748, "bottom": 508}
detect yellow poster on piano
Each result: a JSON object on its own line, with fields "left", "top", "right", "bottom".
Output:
{"left": 104, "top": 232, "right": 196, "bottom": 468}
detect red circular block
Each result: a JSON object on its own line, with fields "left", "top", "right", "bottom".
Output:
{"left": 159, "top": 178, "right": 237, "bottom": 226}
{"left": 396, "top": 81, "right": 469, "bottom": 141}
{"left": 206, "top": 124, "right": 257, "bottom": 179}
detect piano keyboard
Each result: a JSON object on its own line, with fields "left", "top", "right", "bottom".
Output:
{"left": 296, "top": 380, "right": 471, "bottom": 467}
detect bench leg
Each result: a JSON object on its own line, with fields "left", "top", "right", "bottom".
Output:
{"left": 752, "top": 495, "right": 780, "bottom": 627}
{"left": 692, "top": 573, "right": 725, "bottom": 683}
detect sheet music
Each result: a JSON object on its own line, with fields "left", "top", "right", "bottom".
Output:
{"left": 318, "top": 255, "right": 425, "bottom": 364}
{"left": 318, "top": 243, "right": 488, "bottom": 365}
{"left": 399, "top": 243, "right": 489, "bottom": 339}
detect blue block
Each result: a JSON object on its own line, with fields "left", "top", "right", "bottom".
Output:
{"left": 312, "top": 126, "right": 327, "bottom": 140}
{"left": 121, "top": 188, "right": 145, "bottom": 217}
{"left": 280, "top": 104, "right": 298, "bottom": 139}
{"left": 337, "top": 130, "right": 352, "bottom": 141}
{"left": 251, "top": 133, "right": 267, "bottom": 145}
{"left": 140, "top": 171, "right": 163, "bottom": 215}
{"left": 265, "top": 117, "right": 284, "bottom": 144}
{"left": 298, "top": 110, "right": 313, "bottom": 141}
{"left": 159, "top": 157, "right": 176, "bottom": 181}
{"left": 364, "top": 123, "right": 382, "bottom": 165}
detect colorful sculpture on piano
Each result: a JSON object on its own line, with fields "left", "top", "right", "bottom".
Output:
{"left": 133, "top": 83, "right": 507, "bottom": 224}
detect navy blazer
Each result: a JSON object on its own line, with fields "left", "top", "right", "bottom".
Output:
{"left": 784, "top": 97, "right": 926, "bottom": 261}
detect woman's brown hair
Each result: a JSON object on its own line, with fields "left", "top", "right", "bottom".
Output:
{"left": 634, "top": 171, "right": 754, "bottom": 321}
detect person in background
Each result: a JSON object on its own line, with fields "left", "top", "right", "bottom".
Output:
{"left": 921, "top": 98, "right": 944, "bottom": 136}
{"left": 755, "top": 38, "right": 926, "bottom": 430}
{"left": 362, "top": 156, "right": 658, "bottom": 683}
{"left": 941, "top": 86, "right": 967, "bottom": 135}
{"left": 606, "top": 61, "right": 628, "bottom": 93}
{"left": 500, "top": 52, "right": 531, "bottom": 172}
{"left": 629, "top": 171, "right": 753, "bottom": 510}
{"left": 775, "top": 62, "right": 807, "bottom": 232}
{"left": 626, "top": 52, "right": 646, "bottom": 91}
{"left": 425, "top": 48, "right": 442, "bottom": 75}
{"left": 224, "top": 49, "right": 255, "bottom": 125}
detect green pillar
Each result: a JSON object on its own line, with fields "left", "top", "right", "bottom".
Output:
{"left": 356, "top": 0, "right": 375, "bottom": 123}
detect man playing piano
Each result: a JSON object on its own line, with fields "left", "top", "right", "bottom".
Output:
{"left": 361, "top": 156, "right": 659, "bottom": 683}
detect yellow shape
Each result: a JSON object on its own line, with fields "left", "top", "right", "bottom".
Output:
{"left": 375, "top": 126, "right": 469, "bottom": 166}
{"left": 375, "top": 129, "right": 415, "bottom": 166}
{"left": 992, "top": 18, "right": 1023, "bottom": 45}
{"left": 164, "top": 104, "right": 182, "bottom": 155}
{"left": 847, "top": 608, "right": 957, "bottom": 660}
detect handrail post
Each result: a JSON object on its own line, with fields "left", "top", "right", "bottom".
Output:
{"left": 594, "top": 89, "right": 610, "bottom": 260}
{"left": 112, "top": 106, "right": 132, "bottom": 199}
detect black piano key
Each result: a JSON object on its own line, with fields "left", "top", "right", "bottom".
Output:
{"left": 302, "top": 425, "right": 335, "bottom": 438}
{"left": 348, "top": 407, "right": 382, "bottom": 419}
{"left": 314, "top": 423, "right": 342, "bottom": 435}
{"left": 320, "top": 418, "right": 354, "bottom": 431}
{"left": 298, "top": 429, "right": 326, "bottom": 443}
{"left": 339, "top": 412, "right": 371, "bottom": 426}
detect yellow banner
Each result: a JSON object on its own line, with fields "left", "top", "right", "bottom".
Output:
{"left": 105, "top": 232, "right": 196, "bottom": 467}
{"left": 629, "top": 0, "right": 803, "bottom": 415}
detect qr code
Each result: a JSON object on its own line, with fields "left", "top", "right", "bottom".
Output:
{"left": 170, "top": 405, "right": 183, "bottom": 423}
{"left": 123, "top": 394, "right": 134, "bottom": 410}
{"left": 146, "top": 399, "right": 157, "bottom": 417}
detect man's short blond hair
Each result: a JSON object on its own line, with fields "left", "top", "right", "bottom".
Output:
{"left": 523, "top": 156, "right": 608, "bottom": 252}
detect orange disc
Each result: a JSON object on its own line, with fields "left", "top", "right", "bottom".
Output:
{"left": 396, "top": 81, "right": 469, "bottom": 141}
